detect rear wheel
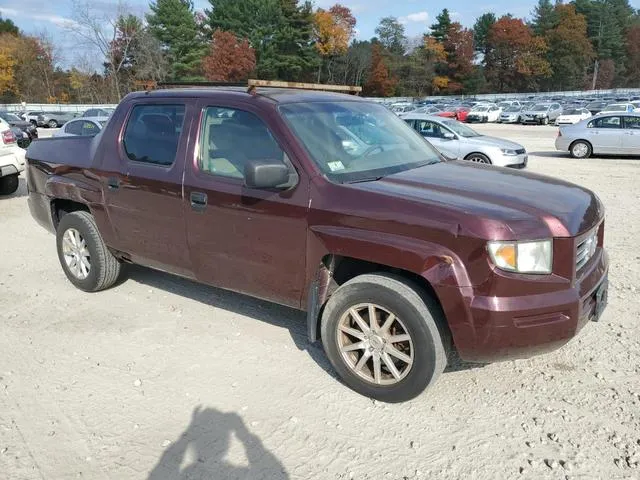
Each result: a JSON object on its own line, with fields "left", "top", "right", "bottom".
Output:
{"left": 465, "top": 152, "right": 492, "bottom": 164}
{"left": 570, "top": 140, "right": 592, "bottom": 159}
{"left": 48, "top": 119, "right": 58, "bottom": 128}
{"left": 320, "top": 273, "right": 448, "bottom": 402}
{"left": 56, "top": 211, "right": 122, "bottom": 292}
{"left": 0, "top": 174, "right": 19, "bottom": 195}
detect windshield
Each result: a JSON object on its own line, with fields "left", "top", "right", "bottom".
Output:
{"left": 587, "top": 102, "right": 605, "bottom": 108}
{"left": 505, "top": 106, "right": 521, "bottom": 112}
{"left": 563, "top": 109, "right": 580, "bottom": 115}
{"left": 0, "top": 113, "right": 21, "bottom": 122}
{"left": 532, "top": 104, "right": 550, "bottom": 111}
{"left": 280, "top": 101, "right": 441, "bottom": 183}
{"left": 605, "top": 104, "right": 626, "bottom": 111}
{"left": 441, "top": 119, "right": 481, "bottom": 137}
{"left": 472, "top": 106, "right": 489, "bottom": 112}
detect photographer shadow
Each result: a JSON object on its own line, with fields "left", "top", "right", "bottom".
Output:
{"left": 148, "top": 407, "right": 288, "bottom": 480}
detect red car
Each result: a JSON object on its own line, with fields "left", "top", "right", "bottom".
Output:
{"left": 436, "top": 106, "right": 470, "bottom": 122}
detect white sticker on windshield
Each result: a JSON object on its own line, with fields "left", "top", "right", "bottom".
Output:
{"left": 328, "top": 161, "right": 345, "bottom": 172}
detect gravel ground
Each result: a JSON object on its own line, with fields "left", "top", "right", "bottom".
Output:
{"left": 1, "top": 124, "right": 639, "bottom": 480}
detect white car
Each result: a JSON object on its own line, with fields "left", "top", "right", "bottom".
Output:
{"left": 598, "top": 103, "right": 636, "bottom": 115}
{"left": 555, "top": 108, "right": 592, "bottom": 125}
{"left": 465, "top": 104, "right": 502, "bottom": 123}
{"left": 0, "top": 117, "right": 26, "bottom": 195}
{"left": 53, "top": 117, "right": 109, "bottom": 137}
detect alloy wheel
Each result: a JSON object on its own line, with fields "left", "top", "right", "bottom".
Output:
{"left": 61, "top": 228, "right": 91, "bottom": 279}
{"left": 336, "top": 303, "right": 414, "bottom": 385}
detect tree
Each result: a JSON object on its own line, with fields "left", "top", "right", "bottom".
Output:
{"left": 0, "top": 34, "right": 18, "bottom": 99}
{"left": 430, "top": 9, "right": 452, "bottom": 43}
{"left": 485, "top": 16, "right": 551, "bottom": 92}
{"left": 375, "top": 17, "right": 406, "bottom": 55}
{"left": 364, "top": 43, "right": 397, "bottom": 96}
{"left": 313, "top": 4, "right": 356, "bottom": 82}
{"left": 206, "top": 0, "right": 318, "bottom": 81}
{"left": 625, "top": 24, "right": 640, "bottom": 85}
{"left": 147, "top": 0, "right": 204, "bottom": 80}
{"left": 0, "top": 15, "right": 19, "bottom": 35}
{"left": 545, "top": 5, "right": 594, "bottom": 90}
{"left": 202, "top": 29, "right": 256, "bottom": 81}
{"left": 444, "top": 22, "right": 474, "bottom": 92}
{"left": 530, "top": 0, "right": 558, "bottom": 35}
{"left": 473, "top": 12, "right": 496, "bottom": 59}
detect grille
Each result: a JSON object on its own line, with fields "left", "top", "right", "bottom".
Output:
{"left": 515, "top": 148, "right": 526, "bottom": 155}
{"left": 576, "top": 230, "right": 597, "bottom": 271}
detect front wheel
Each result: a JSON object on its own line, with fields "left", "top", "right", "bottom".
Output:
{"left": 48, "top": 119, "right": 58, "bottom": 128}
{"left": 570, "top": 140, "right": 592, "bottom": 159}
{"left": 0, "top": 174, "right": 19, "bottom": 195}
{"left": 320, "top": 273, "right": 448, "bottom": 402}
{"left": 465, "top": 153, "right": 492, "bottom": 164}
{"left": 56, "top": 211, "right": 122, "bottom": 292}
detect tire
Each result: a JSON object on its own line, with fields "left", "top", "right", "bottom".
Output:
{"left": 0, "top": 174, "right": 19, "bottom": 195}
{"left": 48, "top": 119, "right": 58, "bottom": 128}
{"left": 570, "top": 140, "right": 592, "bottom": 159}
{"left": 320, "top": 273, "right": 448, "bottom": 402}
{"left": 465, "top": 152, "right": 492, "bottom": 164}
{"left": 56, "top": 211, "right": 122, "bottom": 292}
{"left": 541, "top": 117, "right": 549, "bottom": 125}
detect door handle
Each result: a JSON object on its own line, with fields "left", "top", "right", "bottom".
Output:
{"left": 190, "top": 191, "right": 208, "bottom": 212}
{"left": 107, "top": 177, "right": 120, "bottom": 191}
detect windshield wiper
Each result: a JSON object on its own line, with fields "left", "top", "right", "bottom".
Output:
{"left": 346, "top": 176, "right": 384, "bottom": 184}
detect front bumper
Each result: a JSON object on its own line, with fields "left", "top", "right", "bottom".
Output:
{"left": 436, "top": 247, "right": 609, "bottom": 363}
{"left": 499, "top": 116, "right": 519, "bottom": 123}
{"left": 466, "top": 115, "right": 488, "bottom": 123}
{"left": 492, "top": 152, "right": 528, "bottom": 168}
{"left": 521, "top": 115, "right": 547, "bottom": 124}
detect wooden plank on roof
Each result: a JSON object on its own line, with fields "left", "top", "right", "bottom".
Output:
{"left": 247, "top": 79, "right": 362, "bottom": 94}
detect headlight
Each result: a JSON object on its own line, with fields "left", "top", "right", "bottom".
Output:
{"left": 500, "top": 148, "right": 519, "bottom": 155}
{"left": 487, "top": 239, "right": 553, "bottom": 274}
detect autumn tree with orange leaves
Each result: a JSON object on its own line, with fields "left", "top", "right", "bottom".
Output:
{"left": 202, "top": 29, "right": 256, "bottom": 82}
{"left": 485, "top": 16, "right": 551, "bottom": 92}
{"left": 313, "top": 4, "right": 356, "bottom": 82}
{"left": 364, "top": 43, "right": 397, "bottom": 96}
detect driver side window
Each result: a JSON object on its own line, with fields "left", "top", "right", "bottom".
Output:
{"left": 415, "top": 120, "right": 444, "bottom": 138}
{"left": 199, "top": 107, "right": 285, "bottom": 179}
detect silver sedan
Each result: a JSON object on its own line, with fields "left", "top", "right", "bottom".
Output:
{"left": 52, "top": 117, "right": 109, "bottom": 137}
{"left": 555, "top": 113, "right": 640, "bottom": 158}
{"left": 402, "top": 114, "right": 528, "bottom": 168}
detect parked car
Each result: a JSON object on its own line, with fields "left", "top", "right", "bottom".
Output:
{"left": 82, "top": 108, "right": 115, "bottom": 117}
{"left": 37, "top": 111, "right": 79, "bottom": 128}
{"left": 498, "top": 100, "right": 520, "bottom": 110}
{"left": 0, "top": 111, "right": 38, "bottom": 145}
{"left": 453, "top": 106, "right": 471, "bottom": 122}
{"left": 520, "top": 103, "right": 563, "bottom": 125}
{"left": 498, "top": 105, "right": 524, "bottom": 124}
{"left": 53, "top": 117, "right": 109, "bottom": 137}
{"left": 26, "top": 86, "right": 609, "bottom": 402}
{"left": 403, "top": 114, "right": 527, "bottom": 167}
{"left": 465, "top": 104, "right": 501, "bottom": 123}
{"left": 408, "top": 106, "right": 442, "bottom": 116}
{"left": 23, "top": 111, "right": 44, "bottom": 125}
{"left": 555, "top": 108, "right": 592, "bottom": 125}
{"left": 585, "top": 101, "right": 608, "bottom": 115}
{"left": 0, "top": 117, "right": 26, "bottom": 195}
{"left": 390, "top": 104, "right": 416, "bottom": 115}
{"left": 555, "top": 113, "right": 640, "bottom": 158}
{"left": 598, "top": 103, "right": 636, "bottom": 115}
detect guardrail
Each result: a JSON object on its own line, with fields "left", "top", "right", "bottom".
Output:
{"left": 0, "top": 104, "right": 118, "bottom": 113}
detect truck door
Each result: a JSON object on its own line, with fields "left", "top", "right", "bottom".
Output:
{"left": 104, "top": 100, "right": 194, "bottom": 277}
{"left": 183, "top": 102, "right": 309, "bottom": 308}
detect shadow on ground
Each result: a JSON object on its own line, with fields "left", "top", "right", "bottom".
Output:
{"left": 0, "top": 177, "right": 28, "bottom": 199}
{"left": 148, "top": 406, "right": 288, "bottom": 480}
{"left": 126, "top": 265, "right": 337, "bottom": 379}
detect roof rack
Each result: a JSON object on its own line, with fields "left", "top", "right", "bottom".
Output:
{"left": 137, "top": 79, "right": 362, "bottom": 95}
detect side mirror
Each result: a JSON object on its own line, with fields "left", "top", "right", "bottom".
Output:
{"left": 443, "top": 132, "right": 456, "bottom": 140}
{"left": 244, "top": 160, "right": 290, "bottom": 189}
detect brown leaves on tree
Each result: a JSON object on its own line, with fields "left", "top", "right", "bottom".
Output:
{"left": 485, "top": 16, "right": 551, "bottom": 92}
{"left": 203, "top": 29, "right": 256, "bottom": 82}
{"left": 314, "top": 4, "right": 356, "bottom": 57}
{"left": 364, "top": 44, "right": 397, "bottom": 96}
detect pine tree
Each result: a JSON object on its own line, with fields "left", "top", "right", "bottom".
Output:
{"left": 375, "top": 17, "right": 406, "bottom": 55}
{"left": 531, "top": 0, "right": 558, "bottom": 35}
{"left": 430, "top": 9, "right": 452, "bottom": 43}
{"left": 147, "top": 0, "right": 204, "bottom": 80}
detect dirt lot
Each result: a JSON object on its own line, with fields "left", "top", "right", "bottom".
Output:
{"left": 1, "top": 124, "right": 639, "bottom": 480}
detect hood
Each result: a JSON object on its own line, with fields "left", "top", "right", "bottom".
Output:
{"left": 8, "top": 120, "right": 31, "bottom": 128}
{"left": 465, "top": 135, "right": 523, "bottom": 150}
{"left": 524, "top": 109, "right": 550, "bottom": 115}
{"left": 349, "top": 161, "right": 602, "bottom": 239}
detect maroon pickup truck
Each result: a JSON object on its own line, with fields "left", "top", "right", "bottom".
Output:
{"left": 26, "top": 87, "right": 609, "bottom": 402}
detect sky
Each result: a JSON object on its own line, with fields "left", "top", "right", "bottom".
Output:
{"left": 0, "top": 0, "right": 543, "bottom": 67}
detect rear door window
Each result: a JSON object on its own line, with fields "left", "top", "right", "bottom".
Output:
{"left": 81, "top": 121, "right": 99, "bottom": 136}
{"left": 623, "top": 116, "right": 640, "bottom": 129}
{"left": 589, "top": 116, "right": 621, "bottom": 129}
{"left": 123, "top": 104, "right": 186, "bottom": 166}
{"left": 65, "top": 121, "right": 83, "bottom": 135}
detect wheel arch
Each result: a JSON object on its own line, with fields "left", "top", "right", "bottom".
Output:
{"left": 464, "top": 151, "right": 492, "bottom": 163}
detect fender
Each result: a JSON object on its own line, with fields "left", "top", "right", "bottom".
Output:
{"left": 304, "top": 225, "right": 472, "bottom": 342}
